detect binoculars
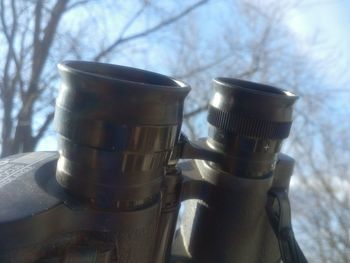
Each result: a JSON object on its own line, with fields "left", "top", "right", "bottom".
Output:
{"left": 0, "top": 61, "right": 307, "bottom": 262}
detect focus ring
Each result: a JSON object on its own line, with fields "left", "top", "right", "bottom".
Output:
{"left": 207, "top": 106, "right": 292, "bottom": 139}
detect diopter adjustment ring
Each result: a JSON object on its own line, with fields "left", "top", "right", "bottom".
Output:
{"left": 207, "top": 106, "right": 292, "bottom": 139}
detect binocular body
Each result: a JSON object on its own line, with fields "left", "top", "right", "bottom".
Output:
{"left": 172, "top": 152, "right": 293, "bottom": 262}
{"left": 0, "top": 151, "right": 291, "bottom": 263}
{"left": 0, "top": 61, "right": 304, "bottom": 263}
{"left": 0, "top": 151, "right": 161, "bottom": 262}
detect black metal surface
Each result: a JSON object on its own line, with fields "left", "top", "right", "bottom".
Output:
{"left": 55, "top": 61, "right": 190, "bottom": 208}
{"left": 177, "top": 158, "right": 279, "bottom": 263}
{"left": 206, "top": 78, "right": 298, "bottom": 178}
{"left": 0, "top": 152, "right": 160, "bottom": 262}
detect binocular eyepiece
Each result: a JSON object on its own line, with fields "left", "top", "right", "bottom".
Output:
{"left": 55, "top": 62, "right": 298, "bottom": 194}
{"left": 55, "top": 61, "right": 190, "bottom": 209}
{"left": 207, "top": 78, "right": 298, "bottom": 177}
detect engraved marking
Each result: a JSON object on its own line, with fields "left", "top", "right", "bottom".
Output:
{"left": 0, "top": 152, "right": 56, "bottom": 187}
{"left": 264, "top": 144, "right": 270, "bottom": 151}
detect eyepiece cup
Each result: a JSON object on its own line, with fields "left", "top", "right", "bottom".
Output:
{"left": 207, "top": 78, "right": 298, "bottom": 177}
{"left": 55, "top": 61, "right": 190, "bottom": 207}
{"left": 208, "top": 78, "right": 298, "bottom": 139}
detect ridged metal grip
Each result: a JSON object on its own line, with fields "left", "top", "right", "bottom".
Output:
{"left": 207, "top": 106, "right": 292, "bottom": 139}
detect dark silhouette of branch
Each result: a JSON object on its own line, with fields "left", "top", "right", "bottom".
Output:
{"left": 0, "top": 0, "right": 210, "bottom": 156}
{"left": 93, "top": 0, "right": 208, "bottom": 61}
{"left": 33, "top": 111, "right": 55, "bottom": 145}
{"left": 0, "top": 0, "right": 19, "bottom": 92}
{"left": 174, "top": 55, "right": 233, "bottom": 79}
{"left": 117, "top": 1, "right": 149, "bottom": 41}
{"left": 66, "top": 0, "right": 91, "bottom": 11}
{"left": 29, "top": 0, "right": 69, "bottom": 94}
{"left": 184, "top": 103, "right": 209, "bottom": 119}
{"left": 11, "top": 0, "right": 69, "bottom": 154}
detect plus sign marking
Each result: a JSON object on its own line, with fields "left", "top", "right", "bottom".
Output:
{"left": 264, "top": 144, "right": 270, "bottom": 151}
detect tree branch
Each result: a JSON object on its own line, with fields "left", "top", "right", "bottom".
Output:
{"left": 183, "top": 103, "right": 209, "bottom": 119}
{"left": 174, "top": 55, "right": 232, "bottom": 79}
{"left": 65, "top": 0, "right": 91, "bottom": 12}
{"left": 33, "top": 111, "right": 55, "bottom": 145}
{"left": 0, "top": 0, "right": 20, "bottom": 90}
{"left": 32, "top": 0, "right": 43, "bottom": 75}
{"left": 117, "top": 1, "right": 148, "bottom": 42}
{"left": 29, "top": 0, "right": 69, "bottom": 94}
{"left": 93, "top": 0, "right": 208, "bottom": 61}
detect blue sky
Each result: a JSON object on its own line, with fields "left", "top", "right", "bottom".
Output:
{"left": 285, "top": 0, "right": 350, "bottom": 86}
{"left": 37, "top": 0, "right": 350, "bottom": 151}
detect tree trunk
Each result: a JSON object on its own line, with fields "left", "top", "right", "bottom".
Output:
{"left": 1, "top": 97, "right": 14, "bottom": 157}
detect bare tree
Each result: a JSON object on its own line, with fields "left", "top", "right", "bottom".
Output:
{"left": 165, "top": 0, "right": 307, "bottom": 137}
{"left": 1, "top": 0, "right": 349, "bottom": 261}
{"left": 165, "top": 1, "right": 350, "bottom": 261}
{"left": 0, "top": 0, "right": 208, "bottom": 157}
{"left": 289, "top": 92, "right": 350, "bottom": 262}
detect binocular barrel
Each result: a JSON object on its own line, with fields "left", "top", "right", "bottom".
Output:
{"left": 179, "top": 78, "right": 298, "bottom": 262}
{"left": 54, "top": 61, "right": 190, "bottom": 261}
{"left": 55, "top": 61, "right": 190, "bottom": 208}
{"left": 207, "top": 78, "right": 298, "bottom": 177}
